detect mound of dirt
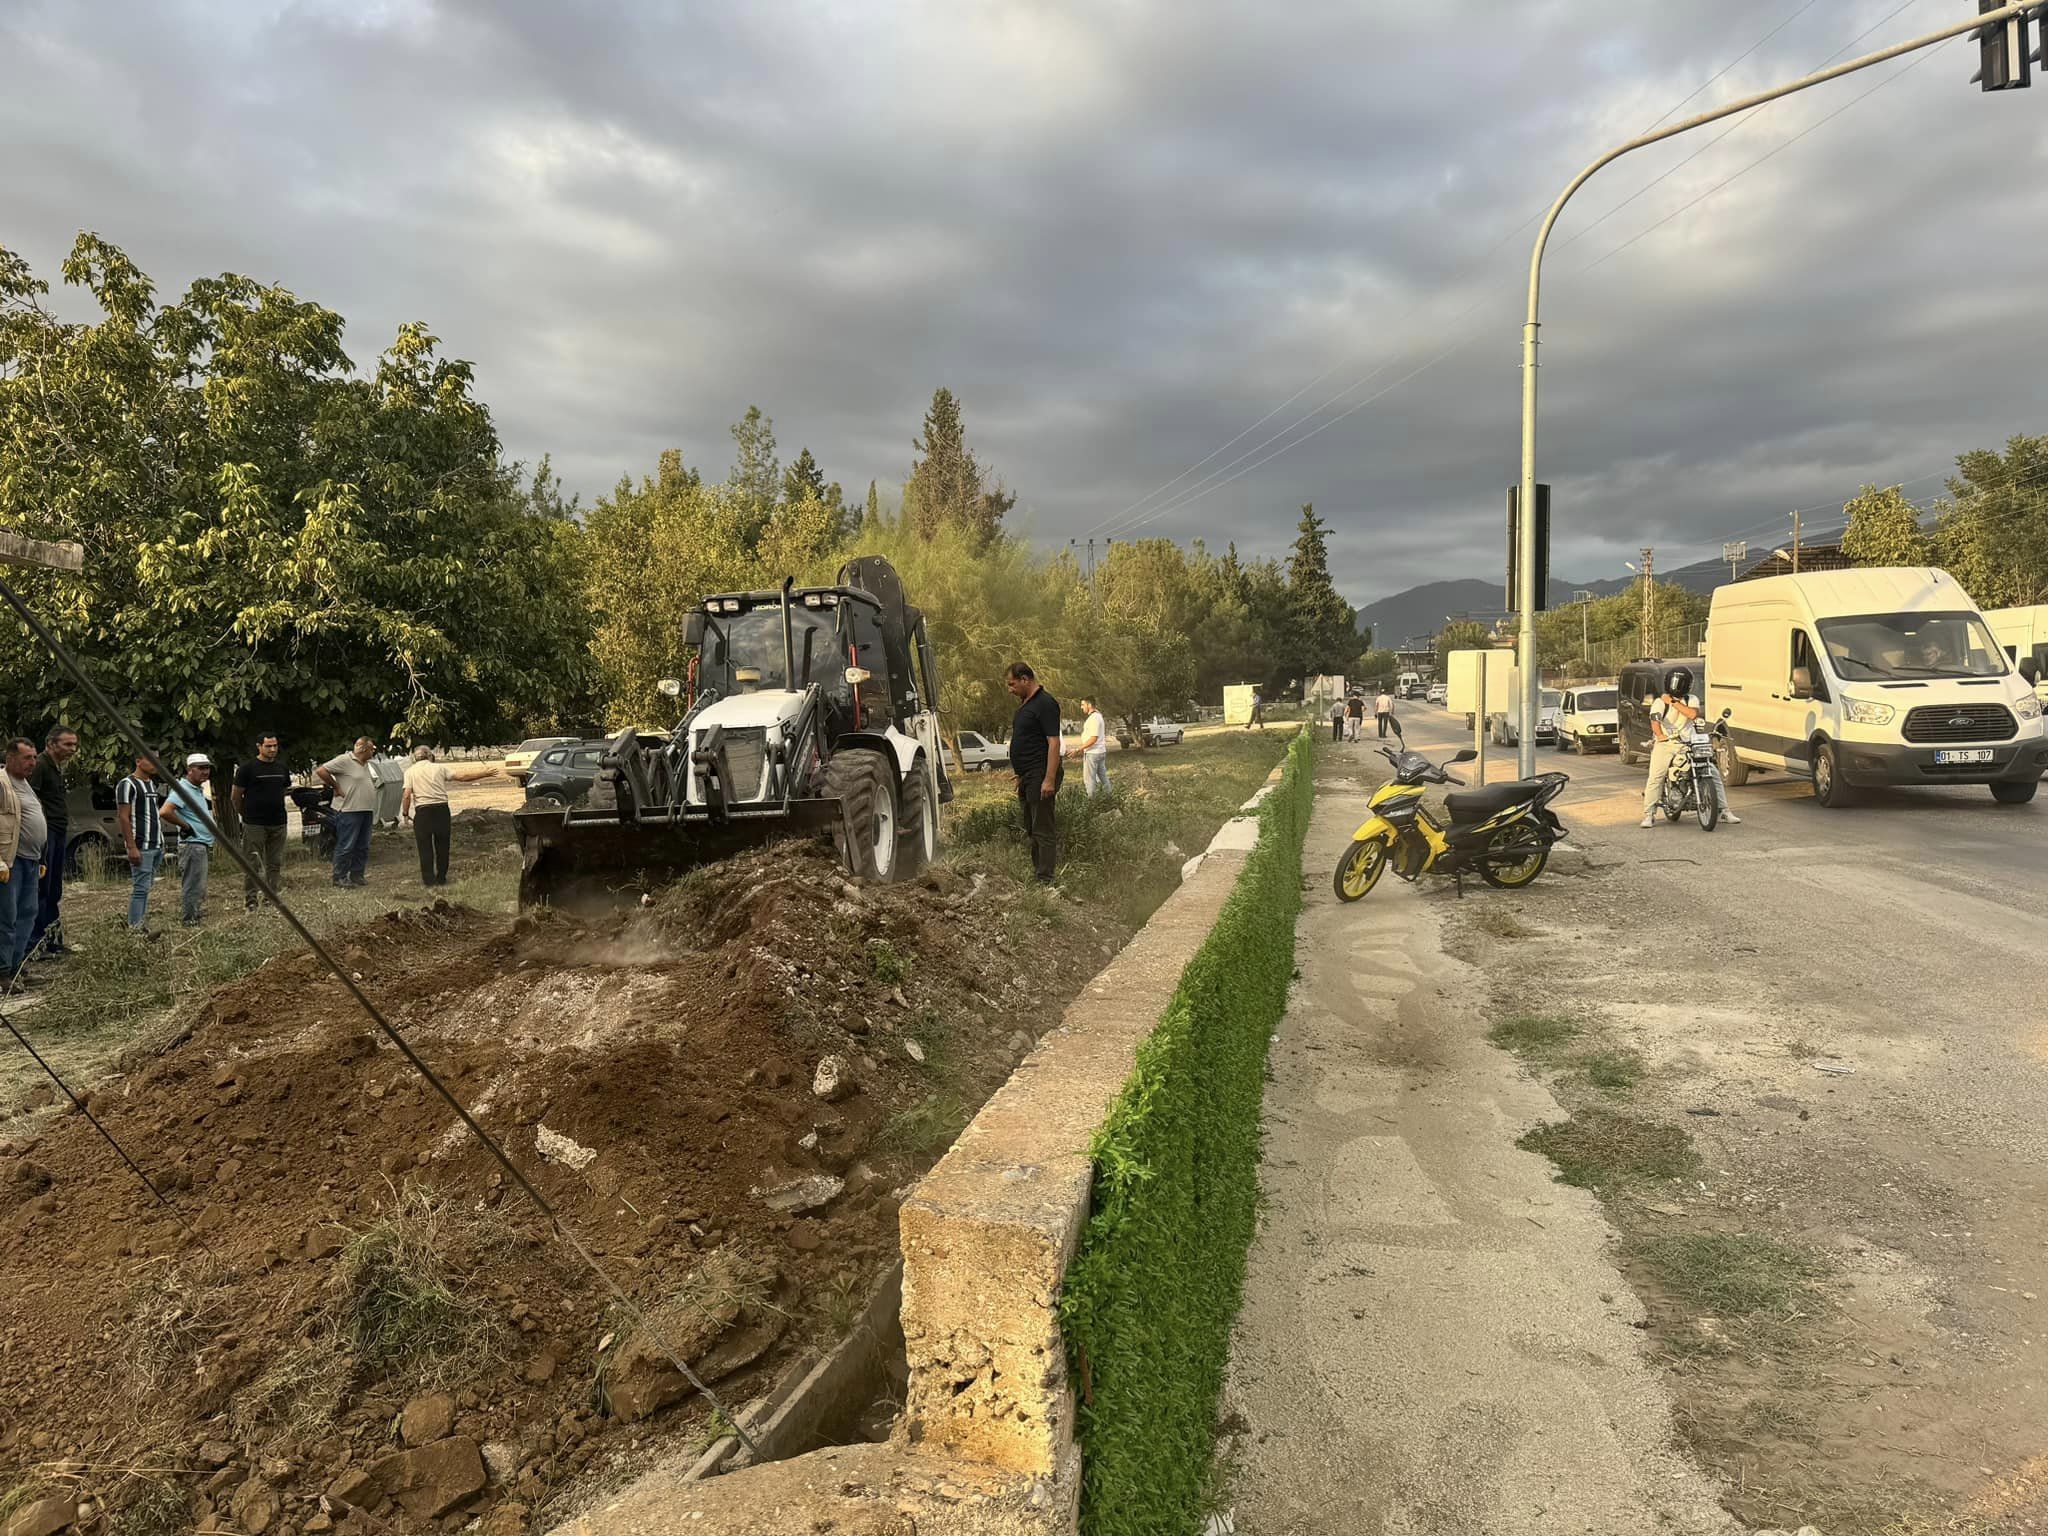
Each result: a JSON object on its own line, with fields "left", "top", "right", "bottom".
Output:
{"left": 0, "top": 843, "right": 1120, "bottom": 1534}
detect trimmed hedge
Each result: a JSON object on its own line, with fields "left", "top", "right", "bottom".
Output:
{"left": 1057, "top": 729, "right": 1315, "bottom": 1535}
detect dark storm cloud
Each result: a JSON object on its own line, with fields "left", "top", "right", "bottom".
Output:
{"left": 3, "top": 0, "right": 2042, "bottom": 603}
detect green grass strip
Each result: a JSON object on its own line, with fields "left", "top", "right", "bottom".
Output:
{"left": 1057, "top": 729, "right": 1314, "bottom": 1536}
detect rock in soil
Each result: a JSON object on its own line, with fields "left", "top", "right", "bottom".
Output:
{"left": 812, "top": 1053, "right": 857, "bottom": 1103}
{"left": 399, "top": 1389, "right": 457, "bottom": 1447}
{"left": 370, "top": 1435, "right": 487, "bottom": 1520}
{"left": 756, "top": 1173, "right": 844, "bottom": 1214}
{"left": 2, "top": 1497, "right": 75, "bottom": 1536}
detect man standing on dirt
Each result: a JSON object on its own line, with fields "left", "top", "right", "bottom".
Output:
{"left": 317, "top": 737, "right": 379, "bottom": 888}
{"left": 28, "top": 725, "right": 77, "bottom": 960}
{"left": 159, "top": 754, "right": 217, "bottom": 927}
{"left": 1374, "top": 686, "right": 1396, "bottom": 739}
{"left": 1346, "top": 691, "right": 1365, "bottom": 742}
{"left": 1005, "top": 662, "right": 1063, "bottom": 884}
{"left": 232, "top": 732, "right": 291, "bottom": 910}
{"left": 0, "top": 739, "right": 47, "bottom": 986}
{"left": 1066, "top": 696, "right": 1109, "bottom": 797}
{"left": 115, "top": 753, "right": 165, "bottom": 932}
{"left": 1246, "top": 688, "right": 1265, "bottom": 730}
{"left": 400, "top": 747, "right": 499, "bottom": 887}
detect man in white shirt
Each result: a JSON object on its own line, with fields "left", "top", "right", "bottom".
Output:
{"left": 1640, "top": 666, "right": 1739, "bottom": 828}
{"left": 1374, "top": 688, "right": 1396, "bottom": 739}
{"left": 400, "top": 747, "right": 500, "bottom": 886}
{"left": 1066, "top": 697, "right": 1110, "bottom": 795}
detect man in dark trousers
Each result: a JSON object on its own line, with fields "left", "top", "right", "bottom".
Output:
{"left": 232, "top": 732, "right": 292, "bottom": 909}
{"left": 28, "top": 725, "right": 77, "bottom": 960}
{"left": 1004, "top": 662, "right": 1063, "bottom": 884}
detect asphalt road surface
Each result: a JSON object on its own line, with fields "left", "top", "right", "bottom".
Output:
{"left": 1319, "top": 704, "right": 2048, "bottom": 1529}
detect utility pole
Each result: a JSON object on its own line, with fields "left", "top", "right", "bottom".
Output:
{"left": 1722, "top": 540, "right": 1747, "bottom": 585}
{"left": 1573, "top": 589, "right": 1594, "bottom": 664}
{"left": 1640, "top": 548, "right": 1655, "bottom": 657}
{"left": 1511, "top": 0, "right": 2048, "bottom": 780}
{"left": 1790, "top": 510, "right": 1802, "bottom": 574}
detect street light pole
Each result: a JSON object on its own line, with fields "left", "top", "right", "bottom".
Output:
{"left": 1514, "top": 0, "right": 2045, "bottom": 779}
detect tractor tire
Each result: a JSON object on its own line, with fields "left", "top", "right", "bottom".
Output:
{"left": 825, "top": 749, "right": 900, "bottom": 882}
{"left": 898, "top": 756, "right": 938, "bottom": 876}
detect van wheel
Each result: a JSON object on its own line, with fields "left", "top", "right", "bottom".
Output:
{"left": 1810, "top": 740, "right": 1855, "bottom": 808}
{"left": 1716, "top": 737, "right": 1750, "bottom": 787}
{"left": 1991, "top": 779, "right": 2038, "bottom": 805}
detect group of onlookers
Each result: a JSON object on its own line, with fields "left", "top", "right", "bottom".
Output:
{"left": 0, "top": 727, "right": 501, "bottom": 992}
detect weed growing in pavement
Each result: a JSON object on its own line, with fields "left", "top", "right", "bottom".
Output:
{"left": 1518, "top": 1108, "right": 1698, "bottom": 1192}
{"left": 1576, "top": 1047, "right": 1647, "bottom": 1094}
{"left": 821, "top": 1269, "right": 867, "bottom": 1334}
{"left": 868, "top": 938, "right": 910, "bottom": 984}
{"left": 1487, "top": 1014, "right": 1580, "bottom": 1057}
{"left": 1637, "top": 1232, "right": 1828, "bottom": 1321}
{"left": 877, "top": 1094, "right": 969, "bottom": 1158}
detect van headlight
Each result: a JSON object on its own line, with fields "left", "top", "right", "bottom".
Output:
{"left": 2017, "top": 694, "right": 2044, "bottom": 722}
{"left": 1843, "top": 699, "right": 1895, "bottom": 726}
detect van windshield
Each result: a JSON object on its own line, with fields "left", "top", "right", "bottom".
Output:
{"left": 1816, "top": 612, "right": 2009, "bottom": 681}
{"left": 1575, "top": 689, "right": 1617, "bottom": 710}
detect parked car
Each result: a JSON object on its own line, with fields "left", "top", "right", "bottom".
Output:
{"left": 1425, "top": 681, "right": 1448, "bottom": 706}
{"left": 61, "top": 780, "right": 124, "bottom": 877}
{"left": 504, "top": 736, "right": 579, "bottom": 785}
{"left": 950, "top": 729, "right": 1008, "bottom": 774}
{"left": 1116, "top": 716, "right": 1185, "bottom": 748}
{"left": 524, "top": 735, "right": 667, "bottom": 807}
{"left": 1556, "top": 685, "right": 1620, "bottom": 754}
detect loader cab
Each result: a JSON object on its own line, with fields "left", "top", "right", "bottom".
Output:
{"left": 691, "top": 590, "right": 904, "bottom": 730}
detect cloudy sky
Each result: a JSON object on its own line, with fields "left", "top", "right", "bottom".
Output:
{"left": 4, "top": 0, "right": 2043, "bottom": 606}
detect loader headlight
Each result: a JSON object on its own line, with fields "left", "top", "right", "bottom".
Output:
{"left": 2017, "top": 694, "right": 2043, "bottom": 722}
{"left": 1843, "top": 698, "right": 1895, "bottom": 726}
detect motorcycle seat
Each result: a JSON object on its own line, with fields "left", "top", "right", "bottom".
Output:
{"left": 1445, "top": 781, "right": 1545, "bottom": 824}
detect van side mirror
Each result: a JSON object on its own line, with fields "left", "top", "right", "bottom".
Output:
{"left": 2022, "top": 656, "right": 2041, "bottom": 686}
{"left": 683, "top": 610, "right": 708, "bottom": 648}
{"left": 1451, "top": 748, "right": 1477, "bottom": 763}
{"left": 1790, "top": 665, "right": 1814, "bottom": 700}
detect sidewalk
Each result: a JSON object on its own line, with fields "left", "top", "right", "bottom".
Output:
{"left": 1218, "top": 744, "right": 1736, "bottom": 1535}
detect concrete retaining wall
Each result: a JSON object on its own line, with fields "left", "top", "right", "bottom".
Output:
{"left": 557, "top": 779, "right": 1281, "bottom": 1536}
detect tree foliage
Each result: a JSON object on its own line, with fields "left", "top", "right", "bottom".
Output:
{"left": 1281, "top": 504, "right": 1357, "bottom": 680}
{"left": 1841, "top": 484, "right": 1930, "bottom": 568}
{"left": 1434, "top": 620, "right": 1494, "bottom": 678}
{"left": 1928, "top": 434, "right": 2048, "bottom": 607}
{"left": 902, "top": 387, "right": 1014, "bottom": 547}
{"left": 0, "top": 234, "right": 591, "bottom": 769}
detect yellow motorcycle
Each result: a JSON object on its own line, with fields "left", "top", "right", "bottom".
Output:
{"left": 1334, "top": 738, "right": 1571, "bottom": 901}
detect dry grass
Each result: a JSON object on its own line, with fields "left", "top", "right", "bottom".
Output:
{"left": 1487, "top": 1013, "right": 1580, "bottom": 1058}
{"left": 335, "top": 1184, "right": 508, "bottom": 1383}
{"left": 121, "top": 1254, "right": 239, "bottom": 1396}
{"left": 1518, "top": 1108, "right": 1698, "bottom": 1192}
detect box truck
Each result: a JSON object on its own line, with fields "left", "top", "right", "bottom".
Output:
{"left": 1705, "top": 568, "right": 2048, "bottom": 806}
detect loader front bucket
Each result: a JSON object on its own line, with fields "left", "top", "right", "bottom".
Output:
{"left": 513, "top": 801, "right": 844, "bottom": 911}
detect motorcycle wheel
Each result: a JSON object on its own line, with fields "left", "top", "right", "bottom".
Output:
{"left": 1696, "top": 794, "right": 1719, "bottom": 832}
{"left": 1478, "top": 826, "right": 1548, "bottom": 889}
{"left": 1332, "top": 837, "right": 1388, "bottom": 902}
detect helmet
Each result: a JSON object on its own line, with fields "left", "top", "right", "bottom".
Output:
{"left": 1663, "top": 666, "right": 1694, "bottom": 697}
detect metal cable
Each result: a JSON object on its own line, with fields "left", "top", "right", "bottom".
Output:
{"left": 0, "top": 572, "right": 762, "bottom": 1456}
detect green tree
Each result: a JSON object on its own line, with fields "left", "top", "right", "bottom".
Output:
{"left": 1930, "top": 434, "right": 2048, "bottom": 607}
{"left": 1840, "top": 484, "right": 1930, "bottom": 568}
{"left": 725, "top": 405, "right": 779, "bottom": 545}
{"left": 780, "top": 447, "right": 852, "bottom": 544}
{"left": 862, "top": 479, "right": 883, "bottom": 535}
{"left": 1352, "top": 648, "right": 1398, "bottom": 685}
{"left": 1282, "top": 504, "right": 1357, "bottom": 683}
{"left": 1435, "top": 620, "right": 1493, "bottom": 678}
{"left": 0, "top": 235, "right": 592, "bottom": 767}
{"left": 902, "top": 387, "right": 1014, "bottom": 546}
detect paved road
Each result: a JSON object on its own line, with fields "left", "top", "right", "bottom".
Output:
{"left": 1343, "top": 706, "right": 2048, "bottom": 1527}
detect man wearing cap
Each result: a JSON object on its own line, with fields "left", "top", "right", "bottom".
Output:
{"left": 159, "top": 754, "right": 217, "bottom": 927}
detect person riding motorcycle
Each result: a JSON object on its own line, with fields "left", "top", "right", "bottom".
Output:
{"left": 1639, "top": 665, "right": 1739, "bottom": 828}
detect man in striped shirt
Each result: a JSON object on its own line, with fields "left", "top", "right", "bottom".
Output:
{"left": 115, "top": 755, "right": 165, "bottom": 931}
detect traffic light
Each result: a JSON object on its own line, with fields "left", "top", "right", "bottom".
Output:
{"left": 1506, "top": 484, "right": 1551, "bottom": 613}
{"left": 1973, "top": 0, "right": 2031, "bottom": 91}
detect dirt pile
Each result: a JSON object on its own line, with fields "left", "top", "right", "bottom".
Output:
{"left": 0, "top": 842, "right": 1120, "bottom": 1534}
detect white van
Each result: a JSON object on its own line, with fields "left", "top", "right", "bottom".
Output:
{"left": 1705, "top": 568, "right": 2048, "bottom": 806}
{"left": 1985, "top": 605, "right": 2048, "bottom": 702}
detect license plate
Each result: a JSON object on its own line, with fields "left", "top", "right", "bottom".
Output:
{"left": 1934, "top": 749, "right": 1994, "bottom": 764}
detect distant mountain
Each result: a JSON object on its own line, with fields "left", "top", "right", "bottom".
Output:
{"left": 1354, "top": 549, "right": 1767, "bottom": 649}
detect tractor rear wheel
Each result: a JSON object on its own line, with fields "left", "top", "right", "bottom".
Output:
{"left": 826, "top": 749, "right": 899, "bottom": 881}
{"left": 898, "top": 756, "right": 937, "bottom": 876}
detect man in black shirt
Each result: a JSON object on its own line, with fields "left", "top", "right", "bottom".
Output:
{"left": 232, "top": 732, "right": 293, "bottom": 910}
{"left": 27, "top": 725, "right": 77, "bottom": 959}
{"left": 1005, "top": 662, "right": 1064, "bottom": 884}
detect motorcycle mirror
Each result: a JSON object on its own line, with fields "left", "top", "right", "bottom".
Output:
{"left": 1719, "top": 708, "right": 1732, "bottom": 720}
{"left": 1451, "top": 748, "right": 1477, "bottom": 763}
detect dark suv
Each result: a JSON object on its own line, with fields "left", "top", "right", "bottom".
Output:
{"left": 524, "top": 735, "right": 667, "bottom": 808}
